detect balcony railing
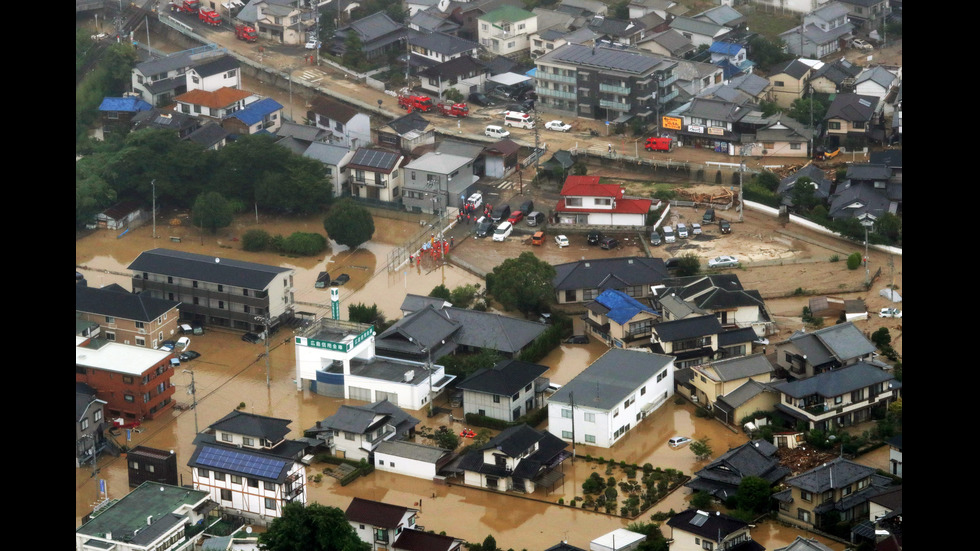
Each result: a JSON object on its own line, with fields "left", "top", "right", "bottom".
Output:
{"left": 538, "top": 88, "right": 576, "bottom": 100}
{"left": 600, "top": 99, "right": 630, "bottom": 111}
{"left": 599, "top": 83, "right": 631, "bottom": 95}
{"left": 538, "top": 72, "right": 576, "bottom": 84}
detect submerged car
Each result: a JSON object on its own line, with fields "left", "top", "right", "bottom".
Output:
{"left": 564, "top": 335, "right": 589, "bottom": 344}
{"left": 554, "top": 235, "right": 569, "bottom": 248}
{"left": 708, "top": 255, "right": 739, "bottom": 268}
{"left": 330, "top": 273, "right": 350, "bottom": 286}
{"left": 669, "top": 436, "right": 692, "bottom": 448}
{"left": 241, "top": 332, "right": 261, "bottom": 344}
{"left": 179, "top": 350, "right": 201, "bottom": 362}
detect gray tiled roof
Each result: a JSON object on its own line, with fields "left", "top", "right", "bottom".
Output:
{"left": 127, "top": 248, "right": 291, "bottom": 290}
{"left": 783, "top": 322, "right": 876, "bottom": 365}
{"left": 707, "top": 354, "right": 773, "bottom": 382}
{"left": 543, "top": 43, "right": 670, "bottom": 75}
{"left": 76, "top": 284, "right": 180, "bottom": 322}
{"left": 456, "top": 359, "right": 549, "bottom": 395}
{"left": 784, "top": 457, "right": 879, "bottom": 493}
{"left": 553, "top": 256, "right": 668, "bottom": 291}
{"left": 313, "top": 399, "right": 419, "bottom": 435}
{"left": 207, "top": 410, "right": 293, "bottom": 441}
{"left": 772, "top": 361, "right": 897, "bottom": 399}
{"left": 550, "top": 349, "right": 673, "bottom": 410}
{"left": 825, "top": 93, "right": 878, "bottom": 122}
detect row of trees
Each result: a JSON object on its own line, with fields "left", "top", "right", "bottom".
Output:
{"left": 76, "top": 131, "right": 334, "bottom": 228}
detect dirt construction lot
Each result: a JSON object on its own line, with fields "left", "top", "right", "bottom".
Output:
{"left": 452, "top": 188, "right": 903, "bottom": 356}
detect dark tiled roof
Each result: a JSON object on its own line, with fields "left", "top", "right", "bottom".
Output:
{"left": 393, "top": 528, "right": 461, "bottom": 551}
{"left": 718, "top": 327, "right": 757, "bottom": 346}
{"left": 653, "top": 315, "right": 723, "bottom": 342}
{"left": 386, "top": 111, "right": 431, "bottom": 136}
{"left": 207, "top": 410, "right": 292, "bottom": 441}
{"left": 785, "top": 457, "right": 879, "bottom": 493}
{"left": 311, "top": 399, "right": 419, "bottom": 436}
{"left": 128, "top": 248, "right": 291, "bottom": 290}
{"left": 825, "top": 93, "right": 878, "bottom": 122}
{"left": 345, "top": 497, "right": 415, "bottom": 529}
{"left": 309, "top": 95, "right": 357, "bottom": 123}
{"left": 191, "top": 54, "right": 240, "bottom": 77}
{"left": 456, "top": 359, "right": 549, "bottom": 395}
{"left": 771, "top": 362, "right": 897, "bottom": 399}
{"left": 76, "top": 284, "right": 180, "bottom": 322}
{"left": 554, "top": 256, "right": 668, "bottom": 291}
{"left": 667, "top": 508, "right": 752, "bottom": 540}
{"left": 782, "top": 322, "right": 876, "bottom": 365}
{"left": 688, "top": 440, "right": 790, "bottom": 499}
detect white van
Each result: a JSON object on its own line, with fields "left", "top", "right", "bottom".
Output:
{"left": 677, "top": 223, "right": 689, "bottom": 238}
{"left": 492, "top": 221, "right": 514, "bottom": 241}
{"left": 504, "top": 111, "right": 534, "bottom": 129}
{"left": 485, "top": 125, "right": 511, "bottom": 139}
{"left": 663, "top": 226, "right": 676, "bottom": 243}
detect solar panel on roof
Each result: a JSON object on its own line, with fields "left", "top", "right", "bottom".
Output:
{"left": 690, "top": 511, "right": 710, "bottom": 526}
{"left": 354, "top": 149, "right": 397, "bottom": 169}
{"left": 196, "top": 446, "right": 288, "bottom": 480}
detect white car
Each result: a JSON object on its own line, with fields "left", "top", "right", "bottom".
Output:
{"left": 879, "top": 307, "right": 902, "bottom": 318}
{"left": 466, "top": 192, "right": 483, "bottom": 210}
{"left": 305, "top": 38, "right": 321, "bottom": 50}
{"left": 669, "top": 436, "right": 692, "bottom": 448}
{"left": 492, "top": 221, "right": 513, "bottom": 242}
{"left": 708, "top": 255, "right": 739, "bottom": 268}
{"left": 176, "top": 337, "right": 191, "bottom": 350}
{"left": 545, "top": 120, "right": 572, "bottom": 132}
{"left": 692, "top": 222, "right": 702, "bottom": 235}
{"left": 554, "top": 235, "right": 569, "bottom": 248}
{"left": 852, "top": 38, "right": 873, "bottom": 52}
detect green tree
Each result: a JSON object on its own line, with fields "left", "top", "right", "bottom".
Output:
{"left": 242, "top": 229, "right": 273, "bottom": 251}
{"left": 434, "top": 429, "right": 460, "bottom": 450}
{"left": 571, "top": 161, "right": 588, "bottom": 175}
{"left": 746, "top": 35, "right": 792, "bottom": 71}
{"left": 348, "top": 303, "right": 386, "bottom": 326}
{"left": 875, "top": 212, "right": 902, "bottom": 244}
{"left": 846, "top": 252, "right": 862, "bottom": 270}
{"left": 323, "top": 199, "right": 375, "bottom": 249}
{"left": 676, "top": 253, "right": 701, "bottom": 276}
{"left": 787, "top": 97, "right": 826, "bottom": 128}
{"left": 754, "top": 170, "right": 782, "bottom": 193}
{"left": 450, "top": 284, "right": 479, "bottom": 308}
{"left": 690, "top": 437, "right": 713, "bottom": 461}
{"left": 258, "top": 502, "right": 369, "bottom": 551}
{"left": 443, "top": 87, "right": 464, "bottom": 102}
{"left": 626, "top": 521, "right": 670, "bottom": 551}
{"left": 342, "top": 31, "right": 366, "bottom": 70}
{"left": 736, "top": 476, "right": 772, "bottom": 513}
{"left": 871, "top": 327, "right": 891, "bottom": 348}
{"left": 429, "top": 284, "right": 452, "bottom": 301}
{"left": 789, "top": 176, "right": 821, "bottom": 212}
{"left": 611, "top": 0, "right": 629, "bottom": 18}
{"left": 486, "top": 251, "right": 556, "bottom": 317}
{"left": 691, "top": 491, "right": 713, "bottom": 510}
{"left": 192, "top": 191, "right": 234, "bottom": 233}
{"left": 281, "top": 232, "right": 328, "bottom": 255}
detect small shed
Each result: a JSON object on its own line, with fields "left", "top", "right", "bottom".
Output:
{"left": 96, "top": 200, "right": 145, "bottom": 230}
{"left": 590, "top": 529, "right": 646, "bottom": 551}
{"left": 484, "top": 139, "right": 520, "bottom": 179}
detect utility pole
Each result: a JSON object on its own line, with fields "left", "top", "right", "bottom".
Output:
{"left": 151, "top": 179, "right": 157, "bottom": 239}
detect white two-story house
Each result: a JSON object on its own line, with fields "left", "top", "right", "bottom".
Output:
{"left": 457, "top": 424, "right": 569, "bottom": 493}
{"left": 187, "top": 410, "right": 307, "bottom": 522}
{"left": 478, "top": 5, "right": 538, "bottom": 58}
{"left": 554, "top": 175, "right": 652, "bottom": 226}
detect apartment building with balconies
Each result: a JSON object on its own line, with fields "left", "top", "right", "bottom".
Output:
{"left": 128, "top": 248, "right": 295, "bottom": 334}
{"left": 75, "top": 337, "right": 176, "bottom": 422}
{"left": 535, "top": 43, "right": 678, "bottom": 123}
{"left": 76, "top": 284, "right": 182, "bottom": 349}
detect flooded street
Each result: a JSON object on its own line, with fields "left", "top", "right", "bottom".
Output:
{"left": 76, "top": 212, "right": 845, "bottom": 550}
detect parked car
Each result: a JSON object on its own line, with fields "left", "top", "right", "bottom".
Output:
{"left": 493, "top": 221, "right": 514, "bottom": 242}
{"left": 852, "top": 38, "right": 873, "bottom": 51}
{"left": 526, "top": 211, "right": 545, "bottom": 226}
{"left": 241, "top": 332, "right": 261, "bottom": 344}
{"left": 692, "top": 222, "right": 702, "bottom": 235}
{"left": 554, "top": 235, "right": 570, "bottom": 248}
{"left": 879, "top": 307, "right": 902, "bottom": 318}
{"left": 600, "top": 237, "right": 619, "bottom": 250}
{"left": 191, "top": 323, "right": 204, "bottom": 335}
{"left": 180, "top": 323, "right": 195, "bottom": 334}
{"left": 719, "top": 219, "right": 731, "bottom": 234}
{"left": 490, "top": 204, "right": 511, "bottom": 223}
{"left": 305, "top": 38, "right": 321, "bottom": 50}
{"left": 677, "top": 223, "right": 689, "bottom": 238}
{"left": 475, "top": 217, "right": 496, "bottom": 238}
{"left": 485, "top": 125, "right": 510, "bottom": 139}
{"left": 564, "top": 335, "right": 589, "bottom": 344}
{"left": 545, "top": 120, "right": 572, "bottom": 132}
{"left": 531, "top": 231, "right": 545, "bottom": 245}
{"left": 518, "top": 200, "right": 534, "bottom": 215}
{"left": 650, "top": 231, "right": 662, "bottom": 246}
{"left": 587, "top": 230, "right": 603, "bottom": 245}
{"left": 668, "top": 436, "right": 692, "bottom": 448}
{"left": 702, "top": 208, "right": 716, "bottom": 223}
{"left": 507, "top": 211, "right": 524, "bottom": 224}
{"left": 664, "top": 257, "right": 681, "bottom": 270}
{"left": 176, "top": 336, "right": 191, "bottom": 350}
{"left": 468, "top": 92, "right": 493, "bottom": 106}
{"left": 663, "top": 226, "right": 676, "bottom": 243}
{"left": 179, "top": 350, "right": 201, "bottom": 362}
{"left": 467, "top": 192, "right": 483, "bottom": 210}
{"left": 160, "top": 340, "right": 176, "bottom": 351}
{"left": 708, "top": 255, "right": 739, "bottom": 268}
{"left": 330, "top": 273, "right": 350, "bottom": 286}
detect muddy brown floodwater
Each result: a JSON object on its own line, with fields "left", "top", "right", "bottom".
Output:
{"left": 75, "top": 211, "right": 846, "bottom": 550}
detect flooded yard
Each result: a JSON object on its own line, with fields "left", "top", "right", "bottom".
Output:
{"left": 76, "top": 210, "right": 847, "bottom": 551}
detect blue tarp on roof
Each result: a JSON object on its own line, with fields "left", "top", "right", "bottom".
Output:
{"left": 595, "top": 289, "right": 657, "bottom": 325}
{"left": 709, "top": 41, "right": 743, "bottom": 56}
{"left": 228, "top": 98, "right": 283, "bottom": 125}
{"left": 99, "top": 97, "right": 153, "bottom": 112}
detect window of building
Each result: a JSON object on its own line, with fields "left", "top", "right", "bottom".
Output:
{"left": 222, "top": 432, "right": 233, "bottom": 442}
{"left": 561, "top": 408, "right": 572, "bottom": 418}
{"left": 791, "top": 143, "right": 802, "bottom": 150}
{"left": 123, "top": 376, "right": 134, "bottom": 384}
{"left": 221, "top": 489, "right": 232, "bottom": 501}
{"left": 248, "top": 478, "right": 259, "bottom": 488}
{"left": 640, "top": 386, "right": 646, "bottom": 395}
{"left": 801, "top": 490, "right": 812, "bottom": 502}
{"left": 231, "top": 475, "right": 242, "bottom": 484}
{"left": 94, "top": 409, "right": 102, "bottom": 422}
{"left": 493, "top": 395, "right": 500, "bottom": 403}
{"left": 566, "top": 198, "right": 582, "bottom": 207}
{"left": 81, "top": 418, "right": 90, "bottom": 430}
{"left": 198, "top": 468, "right": 210, "bottom": 478}
{"left": 243, "top": 437, "right": 254, "bottom": 446}
{"left": 214, "top": 472, "right": 225, "bottom": 482}
{"left": 585, "top": 434, "right": 596, "bottom": 443}
{"left": 613, "top": 408, "right": 619, "bottom": 418}
{"left": 105, "top": 316, "right": 115, "bottom": 323}
{"left": 828, "top": 121, "right": 841, "bottom": 130}
{"left": 562, "top": 430, "right": 573, "bottom": 439}
{"left": 584, "top": 412, "right": 595, "bottom": 423}
{"left": 798, "top": 509, "right": 811, "bottom": 523}
{"left": 136, "top": 337, "right": 145, "bottom": 346}
{"left": 124, "top": 394, "right": 134, "bottom": 402}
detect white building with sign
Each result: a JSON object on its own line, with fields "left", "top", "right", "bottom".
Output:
{"left": 294, "top": 317, "right": 454, "bottom": 410}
